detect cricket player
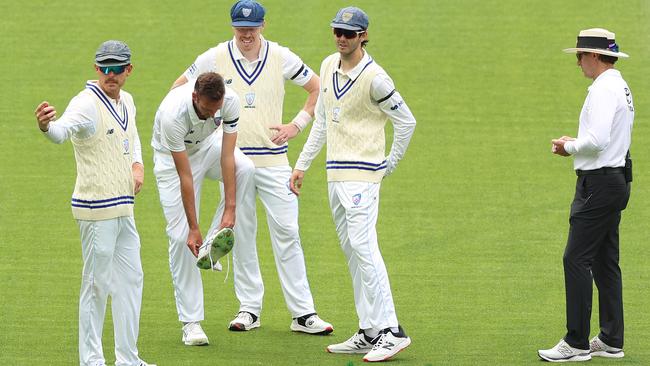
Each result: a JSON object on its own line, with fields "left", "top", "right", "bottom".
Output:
{"left": 290, "top": 7, "right": 416, "bottom": 362}
{"left": 152, "top": 72, "right": 256, "bottom": 345}
{"left": 539, "top": 28, "right": 634, "bottom": 363}
{"left": 34, "top": 40, "right": 155, "bottom": 366}
{"left": 170, "top": 0, "right": 332, "bottom": 334}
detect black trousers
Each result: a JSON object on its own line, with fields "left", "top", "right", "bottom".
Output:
{"left": 563, "top": 173, "right": 630, "bottom": 350}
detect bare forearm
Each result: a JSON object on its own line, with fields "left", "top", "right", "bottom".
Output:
{"left": 179, "top": 175, "right": 199, "bottom": 230}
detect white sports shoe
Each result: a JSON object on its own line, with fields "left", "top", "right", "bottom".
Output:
{"left": 228, "top": 311, "right": 260, "bottom": 331}
{"left": 590, "top": 336, "right": 624, "bottom": 358}
{"left": 197, "top": 228, "right": 234, "bottom": 270}
{"left": 363, "top": 327, "right": 411, "bottom": 362}
{"left": 326, "top": 329, "right": 375, "bottom": 354}
{"left": 290, "top": 314, "right": 334, "bottom": 335}
{"left": 538, "top": 339, "right": 591, "bottom": 362}
{"left": 182, "top": 322, "right": 209, "bottom": 346}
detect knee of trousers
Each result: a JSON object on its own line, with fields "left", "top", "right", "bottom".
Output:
{"left": 235, "top": 155, "right": 256, "bottom": 179}
{"left": 563, "top": 251, "right": 592, "bottom": 270}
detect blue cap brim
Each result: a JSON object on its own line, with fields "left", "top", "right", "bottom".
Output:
{"left": 330, "top": 22, "right": 364, "bottom": 31}
{"left": 232, "top": 20, "right": 263, "bottom": 27}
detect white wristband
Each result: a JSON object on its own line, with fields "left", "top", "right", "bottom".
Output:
{"left": 291, "top": 110, "right": 312, "bottom": 132}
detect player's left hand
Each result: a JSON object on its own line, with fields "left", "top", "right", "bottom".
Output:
{"left": 132, "top": 162, "right": 144, "bottom": 194}
{"left": 269, "top": 123, "right": 300, "bottom": 145}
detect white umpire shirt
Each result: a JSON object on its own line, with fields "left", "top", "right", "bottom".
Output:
{"left": 151, "top": 83, "right": 239, "bottom": 156}
{"left": 184, "top": 35, "right": 314, "bottom": 87}
{"left": 295, "top": 51, "right": 417, "bottom": 176}
{"left": 563, "top": 69, "right": 634, "bottom": 170}
{"left": 43, "top": 86, "right": 143, "bottom": 165}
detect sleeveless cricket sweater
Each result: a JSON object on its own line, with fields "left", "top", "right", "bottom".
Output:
{"left": 320, "top": 54, "right": 388, "bottom": 183}
{"left": 70, "top": 82, "right": 137, "bottom": 220}
{"left": 214, "top": 40, "right": 287, "bottom": 167}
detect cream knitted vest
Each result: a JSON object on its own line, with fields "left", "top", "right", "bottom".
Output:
{"left": 321, "top": 54, "right": 387, "bottom": 183}
{"left": 214, "top": 40, "right": 287, "bottom": 167}
{"left": 70, "top": 82, "right": 136, "bottom": 220}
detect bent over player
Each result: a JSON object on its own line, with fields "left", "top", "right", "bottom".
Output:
{"left": 152, "top": 72, "right": 256, "bottom": 345}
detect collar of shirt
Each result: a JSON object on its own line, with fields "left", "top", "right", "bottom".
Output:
{"left": 184, "top": 90, "right": 203, "bottom": 125}
{"left": 87, "top": 80, "right": 121, "bottom": 106}
{"left": 335, "top": 50, "right": 372, "bottom": 80}
{"left": 230, "top": 35, "right": 267, "bottom": 64}
{"left": 588, "top": 68, "right": 621, "bottom": 92}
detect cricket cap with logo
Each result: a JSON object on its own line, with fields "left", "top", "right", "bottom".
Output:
{"left": 95, "top": 40, "right": 131, "bottom": 67}
{"left": 231, "top": 0, "right": 265, "bottom": 27}
{"left": 331, "top": 6, "right": 369, "bottom": 31}
{"left": 563, "top": 28, "right": 629, "bottom": 58}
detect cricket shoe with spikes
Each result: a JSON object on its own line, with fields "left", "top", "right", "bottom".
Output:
{"left": 196, "top": 227, "right": 234, "bottom": 270}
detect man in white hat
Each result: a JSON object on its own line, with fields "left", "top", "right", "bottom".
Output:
{"left": 34, "top": 40, "right": 155, "bottom": 366}
{"left": 290, "top": 6, "right": 416, "bottom": 363}
{"left": 538, "top": 28, "right": 634, "bottom": 363}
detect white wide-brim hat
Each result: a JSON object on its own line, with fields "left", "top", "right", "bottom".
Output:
{"left": 563, "top": 28, "right": 629, "bottom": 58}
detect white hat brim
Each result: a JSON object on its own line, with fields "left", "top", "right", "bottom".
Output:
{"left": 563, "top": 47, "right": 629, "bottom": 58}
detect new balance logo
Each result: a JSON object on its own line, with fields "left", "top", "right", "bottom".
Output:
{"left": 106, "top": 128, "right": 114, "bottom": 135}
{"left": 390, "top": 101, "right": 404, "bottom": 110}
{"left": 382, "top": 341, "right": 395, "bottom": 350}
{"left": 226, "top": 79, "right": 233, "bottom": 84}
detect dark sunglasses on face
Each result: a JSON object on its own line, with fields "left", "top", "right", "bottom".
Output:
{"left": 576, "top": 52, "right": 587, "bottom": 61}
{"left": 98, "top": 65, "right": 128, "bottom": 75}
{"left": 333, "top": 28, "right": 365, "bottom": 39}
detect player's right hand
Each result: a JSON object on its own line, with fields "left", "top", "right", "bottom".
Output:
{"left": 35, "top": 101, "right": 57, "bottom": 132}
{"left": 289, "top": 169, "right": 304, "bottom": 196}
{"left": 187, "top": 228, "right": 203, "bottom": 257}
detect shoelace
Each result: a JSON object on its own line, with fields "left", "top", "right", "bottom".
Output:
{"left": 371, "top": 332, "right": 388, "bottom": 350}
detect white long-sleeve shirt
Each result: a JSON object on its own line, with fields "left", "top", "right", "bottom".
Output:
{"left": 564, "top": 69, "right": 634, "bottom": 170}
{"left": 295, "top": 51, "right": 416, "bottom": 176}
{"left": 43, "top": 86, "right": 143, "bottom": 164}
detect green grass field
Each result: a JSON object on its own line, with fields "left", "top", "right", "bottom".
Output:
{"left": 2, "top": 0, "right": 650, "bottom": 365}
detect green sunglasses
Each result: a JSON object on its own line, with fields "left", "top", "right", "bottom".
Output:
{"left": 98, "top": 65, "right": 128, "bottom": 75}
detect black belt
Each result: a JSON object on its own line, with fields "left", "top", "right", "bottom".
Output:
{"left": 575, "top": 167, "right": 625, "bottom": 176}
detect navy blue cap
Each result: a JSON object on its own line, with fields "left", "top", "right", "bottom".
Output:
{"left": 231, "top": 0, "right": 265, "bottom": 27}
{"left": 95, "top": 40, "right": 131, "bottom": 67}
{"left": 330, "top": 7, "right": 369, "bottom": 31}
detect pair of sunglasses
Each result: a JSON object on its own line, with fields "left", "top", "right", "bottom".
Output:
{"left": 98, "top": 65, "right": 129, "bottom": 75}
{"left": 333, "top": 28, "right": 365, "bottom": 39}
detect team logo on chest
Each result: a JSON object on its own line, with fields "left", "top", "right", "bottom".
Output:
{"left": 123, "top": 138, "right": 130, "bottom": 155}
{"left": 332, "top": 106, "right": 341, "bottom": 123}
{"left": 214, "top": 116, "right": 222, "bottom": 128}
{"left": 245, "top": 92, "right": 256, "bottom": 109}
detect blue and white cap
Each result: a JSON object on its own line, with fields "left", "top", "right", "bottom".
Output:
{"left": 330, "top": 6, "right": 369, "bottom": 31}
{"left": 95, "top": 40, "right": 131, "bottom": 67}
{"left": 231, "top": 0, "right": 265, "bottom": 27}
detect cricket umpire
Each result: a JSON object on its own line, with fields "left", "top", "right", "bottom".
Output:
{"left": 539, "top": 28, "right": 634, "bottom": 362}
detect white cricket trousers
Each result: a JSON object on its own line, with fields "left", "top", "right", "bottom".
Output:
{"left": 328, "top": 181, "right": 399, "bottom": 331}
{"left": 153, "top": 137, "right": 256, "bottom": 323}
{"left": 210, "top": 165, "right": 316, "bottom": 317}
{"left": 77, "top": 216, "right": 143, "bottom": 366}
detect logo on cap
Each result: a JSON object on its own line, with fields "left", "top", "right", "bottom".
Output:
{"left": 342, "top": 12, "right": 353, "bottom": 22}
{"left": 242, "top": 8, "right": 252, "bottom": 17}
